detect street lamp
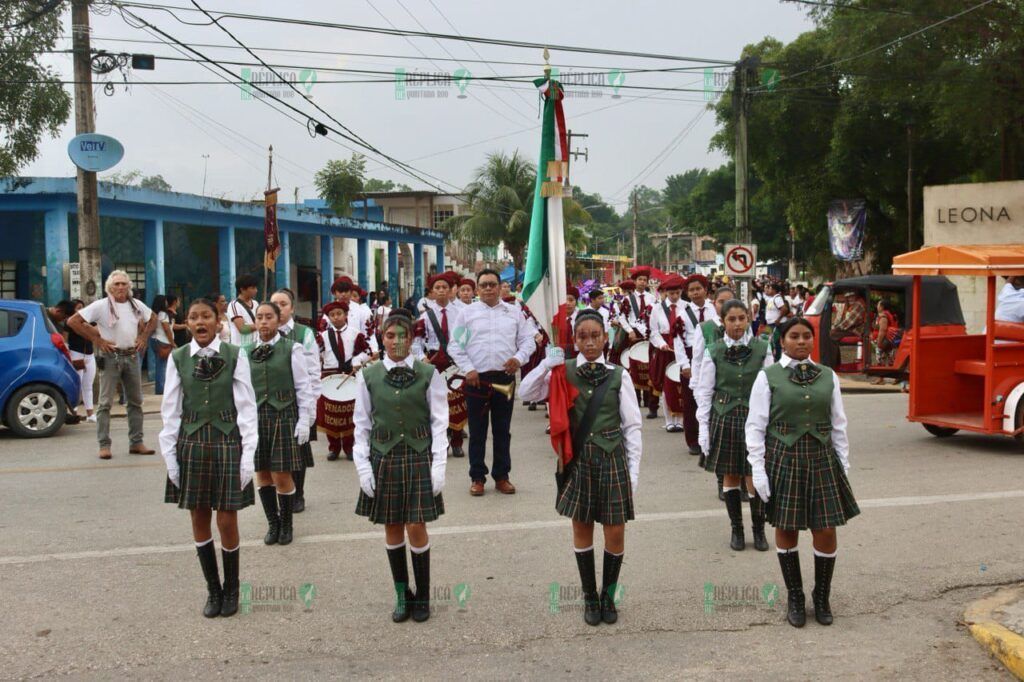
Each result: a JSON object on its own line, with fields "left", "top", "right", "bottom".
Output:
{"left": 201, "top": 154, "right": 210, "bottom": 196}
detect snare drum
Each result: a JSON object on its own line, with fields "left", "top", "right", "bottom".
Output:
{"left": 665, "top": 361, "right": 681, "bottom": 383}
{"left": 627, "top": 340, "right": 650, "bottom": 365}
{"left": 320, "top": 374, "right": 359, "bottom": 402}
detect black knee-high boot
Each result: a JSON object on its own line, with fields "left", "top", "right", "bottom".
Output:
{"left": 220, "top": 547, "right": 240, "bottom": 617}
{"left": 600, "top": 550, "right": 623, "bottom": 625}
{"left": 410, "top": 546, "right": 431, "bottom": 623}
{"left": 750, "top": 496, "right": 769, "bottom": 551}
{"left": 277, "top": 491, "right": 294, "bottom": 545}
{"left": 813, "top": 553, "right": 836, "bottom": 625}
{"left": 386, "top": 545, "right": 413, "bottom": 623}
{"left": 292, "top": 467, "right": 306, "bottom": 513}
{"left": 258, "top": 485, "right": 279, "bottom": 545}
{"left": 574, "top": 548, "right": 601, "bottom": 626}
{"left": 778, "top": 551, "right": 806, "bottom": 627}
{"left": 724, "top": 488, "right": 745, "bottom": 551}
{"left": 196, "top": 542, "right": 222, "bottom": 618}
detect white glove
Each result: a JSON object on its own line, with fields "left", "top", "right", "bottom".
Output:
{"left": 294, "top": 421, "right": 310, "bottom": 446}
{"left": 543, "top": 346, "right": 565, "bottom": 368}
{"left": 431, "top": 467, "right": 445, "bottom": 496}
{"left": 630, "top": 473, "right": 638, "bottom": 499}
{"left": 359, "top": 472, "right": 376, "bottom": 498}
{"left": 167, "top": 463, "right": 180, "bottom": 488}
{"left": 698, "top": 428, "right": 709, "bottom": 458}
{"left": 240, "top": 460, "right": 254, "bottom": 490}
{"left": 752, "top": 467, "right": 771, "bottom": 503}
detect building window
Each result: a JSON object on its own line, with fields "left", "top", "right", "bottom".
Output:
{"left": 432, "top": 206, "right": 455, "bottom": 229}
{"left": 118, "top": 263, "right": 147, "bottom": 298}
{"left": 0, "top": 260, "right": 16, "bottom": 299}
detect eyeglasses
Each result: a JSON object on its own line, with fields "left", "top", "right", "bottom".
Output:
{"left": 477, "top": 281, "right": 499, "bottom": 288}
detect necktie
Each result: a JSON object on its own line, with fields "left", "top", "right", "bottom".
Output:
{"left": 279, "top": 329, "right": 288, "bottom": 339}
{"left": 335, "top": 329, "right": 346, "bottom": 363}
{"left": 440, "top": 307, "right": 449, "bottom": 338}
{"left": 699, "top": 306, "right": 705, "bottom": 322}
{"left": 639, "top": 294, "right": 645, "bottom": 314}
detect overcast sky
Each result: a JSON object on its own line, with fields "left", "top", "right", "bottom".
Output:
{"left": 26, "top": 0, "right": 813, "bottom": 212}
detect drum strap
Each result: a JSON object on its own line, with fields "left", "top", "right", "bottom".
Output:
{"left": 327, "top": 327, "right": 349, "bottom": 369}
{"left": 629, "top": 293, "right": 639, "bottom": 319}
{"left": 424, "top": 307, "right": 448, "bottom": 352}
{"left": 684, "top": 305, "right": 699, "bottom": 329}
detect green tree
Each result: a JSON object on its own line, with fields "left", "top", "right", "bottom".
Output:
{"left": 314, "top": 154, "right": 367, "bottom": 217}
{"left": 363, "top": 178, "right": 412, "bottom": 192}
{"left": 102, "top": 169, "right": 173, "bottom": 191}
{"left": 0, "top": 1, "right": 72, "bottom": 176}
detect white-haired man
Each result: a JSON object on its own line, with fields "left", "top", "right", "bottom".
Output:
{"left": 67, "top": 270, "right": 158, "bottom": 459}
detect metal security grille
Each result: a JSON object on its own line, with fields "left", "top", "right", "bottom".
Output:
{"left": 0, "top": 260, "right": 16, "bottom": 299}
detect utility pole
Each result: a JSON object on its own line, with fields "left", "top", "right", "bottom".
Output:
{"left": 907, "top": 123, "right": 914, "bottom": 251}
{"left": 201, "top": 153, "right": 210, "bottom": 196}
{"left": 650, "top": 225, "right": 676, "bottom": 269}
{"left": 566, "top": 129, "right": 589, "bottom": 185}
{"left": 631, "top": 189, "right": 639, "bottom": 265}
{"left": 733, "top": 58, "right": 754, "bottom": 245}
{"left": 72, "top": 0, "right": 101, "bottom": 303}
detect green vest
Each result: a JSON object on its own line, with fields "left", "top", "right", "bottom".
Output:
{"left": 284, "top": 322, "right": 313, "bottom": 348}
{"left": 363, "top": 360, "right": 434, "bottom": 455}
{"left": 764, "top": 362, "right": 835, "bottom": 446}
{"left": 701, "top": 320, "right": 723, "bottom": 347}
{"left": 565, "top": 359, "right": 624, "bottom": 453}
{"left": 708, "top": 338, "right": 770, "bottom": 416}
{"left": 244, "top": 338, "right": 297, "bottom": 410}
{"left": 174, "top": 343, "right": 240, "bottom": 436}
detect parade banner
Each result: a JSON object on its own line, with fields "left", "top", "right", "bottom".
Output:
{"left": 264, "top": 188, "right": 281, "bottom": 269}
{"left": 827, "top": 199, "right": 867, "bottom": 262}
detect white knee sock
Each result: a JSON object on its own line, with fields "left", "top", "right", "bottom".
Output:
{"left": 574, "top": 543, "right": 594, "bottom": 553}
{"left": 813, "top": 548, "right": 837, "bottom": 558}
{"left": 385, "top": 540, "right": 406, "bottom": 551}
{"left": 410, "top": 542, "right": 430, "bottom": 554}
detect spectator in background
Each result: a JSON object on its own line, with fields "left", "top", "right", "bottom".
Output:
{"left": 68, "top": 299, "right": 97, "bottom": 423}
{"left": 47, "top": 300, "right": 75, "bottom": 331}
{"left": 829, "top": 291, "right": 867, "bottom": 342}
{"left": 800, "top": 285, "right": 814, "bottom": 312}
{"left": 168, "top": 295, "right": 190, "bottom": 348}
{"left": 871, "top": 298, "right": 902, "bottom": 376}
{"left": 210, "top": 293, "right": 233, "bottom": 343}
{"left": 228, "top": 274, "right": 260, "bottom": 345}
{"left": 995, "top": 276, "right": 1024, "bottom": 324}
{"left": 787, "top": 285, "right": 804, "bottom": 317}
{"left": 150, "top": 295, "right": 176, "bottom": 395}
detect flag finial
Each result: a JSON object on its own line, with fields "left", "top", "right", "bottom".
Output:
{"left": 543, "top": 47, "right": 551, "bottom": 77}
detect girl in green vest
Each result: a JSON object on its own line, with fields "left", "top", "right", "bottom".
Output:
{"left": 519, "top": 309, "right": 643, "bottom": 627}
{"left": 690, "top": 285, "right": 735, "bottom": 499}
{"left": 695, "top": 299, "right": 773, "bottom": 552}
{"left": 159, "top": 298, "right": 259, "bottom": 618}
{"left": 745, "top": 317, "right": 859, "bottom": 628}
{"left": 353, "top": 309, "right": 448, "bottom": 623}
{"left": 271, "top": 288, "right": 320, "bottom": 514}
{"left": 246, "top": 302, "right": 314, "bottom": 547}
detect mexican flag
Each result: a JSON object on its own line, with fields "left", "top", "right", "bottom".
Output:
{"left": 522, "top": 75, "right": 568, "bottom": 341}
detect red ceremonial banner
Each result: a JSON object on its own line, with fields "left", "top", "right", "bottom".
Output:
{"left": 264, "top": 189, "right": 280, "bottom": 269}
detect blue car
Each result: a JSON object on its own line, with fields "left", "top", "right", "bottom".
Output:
{"left": 0, "top": 300, "right": 81, "bottom": 438}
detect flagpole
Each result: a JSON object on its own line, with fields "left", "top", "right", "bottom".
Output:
{"left": 264, "top": 145, "right": 273, "bottom": 300}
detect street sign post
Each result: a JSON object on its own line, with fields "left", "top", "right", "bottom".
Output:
{"left": 724, "top": 243, "right": 757, "bottom": 278}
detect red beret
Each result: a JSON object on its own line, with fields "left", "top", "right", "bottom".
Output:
{"left": 330, "top": 277, "right": 352, "bottom": 294}
{"left": 460, "top": 278, "right": 476, "bottom": 289}
{"left": 428, "top": 274, "right": 450, "bottom": 289}
{"left": 442, "top": 270, "right": 462, "bottom": 287}
{"left": 658, "top": 275, "right": 686, "bottom": 292}
{"left": 685, "top": 274, "right": 710, "bottom": 291}
{"left": 567, "top": 286, "right": 580, "bottom": 298}
{"left": 323, "top": 301, "right": 349, "bottom": 315}
{"left": 619, "top": 279, "right": 636, "bottom": 291}
{"left": 629, "top": 265, "right": 652, "bottom": 279}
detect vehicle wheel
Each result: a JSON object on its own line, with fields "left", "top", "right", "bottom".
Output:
{"left": 923, "top": 424, "right": 959, "bottom": 438}
{"left": 4, "top": 384, "right": 67, "bottom": 438}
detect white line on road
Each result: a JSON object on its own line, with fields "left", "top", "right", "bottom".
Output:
{"left": 3, "top": 489, "right": 1022, "bottom": 567}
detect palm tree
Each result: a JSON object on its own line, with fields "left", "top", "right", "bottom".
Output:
{"left": 444, "top": 150, "right": 591, "bottom": 274}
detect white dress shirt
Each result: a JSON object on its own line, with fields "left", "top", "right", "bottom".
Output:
{"left": 158, "top": 337, "right": 259, "bottom": 477}
{"left": 696, "top": 330, "right": 773, "bottom": 455}
{"left": 319, "top": 324, "right": 370, "bottom": 371}
{"left": 241, "top": 334, "right": 315, "bottom": 430}
{"left": 413, "top": 299, "right": 456, "bottom": 360}
{"left": 681, "top": 300, "right": 719, "bottom": 354}
{"left": 689, "top": 321, "right": 717, "bottom": 391}
{"left": 227, "top": 298, "right": 258, "bottom": 346}
{"left": 346, "top": 301, "right": 379, "bottom": 353}
{"left": 744, "top": 354, "right": 850, "bottom": 475}
{"left": 649, "top": 299, "right": 687, "bottom": 365}
{"left": 618, "top": 292, "right": 652, "bottom": 337}
{"left": 446, "top": 300, "right": 537, "bottom": 374}
{"left": 280, "top": 319, "right": 321, "bottom": 424}
{"left": 518, "top": 353, "right": 642, "bottom": 491}
{"left": 352, "top": 354, "right": 449, "bottom": 485}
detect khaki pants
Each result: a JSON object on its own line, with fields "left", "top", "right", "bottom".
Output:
{"left": 95, "top": 351, "right": 145, "bottom": 448}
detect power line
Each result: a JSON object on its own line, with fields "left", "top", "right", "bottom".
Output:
{"left": 111, "top": 1, "right": 738, "bottom": 65}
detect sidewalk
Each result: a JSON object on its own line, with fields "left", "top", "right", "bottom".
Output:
{"left": 964, "top": 584, "right": 1024, "bottom": 679}
{"left": 838, "top": 374, "right": 905, "bottom": 394}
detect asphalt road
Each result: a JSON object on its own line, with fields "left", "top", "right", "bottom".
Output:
{"left": 0, "top": 390, "right": 1021, "bottom": 680}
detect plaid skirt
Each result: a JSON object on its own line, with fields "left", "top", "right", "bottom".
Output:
{"left": 164, "top": 424, "right": 255, "bottom": 511}
{"left": 556, "top": 438, "right": 634, "bottom": 526}
{"left": 765, "top": 434, "right": 860, "bottom": 531}
{"left": 255, "top": 402, "right": 304, "bottom": 472}
{"left": 704, "top": 406, "right": 752, "bottom": 476}
{"left": 355, "top": 443, "right": 445, "bottom": 524}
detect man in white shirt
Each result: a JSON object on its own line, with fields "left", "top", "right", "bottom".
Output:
{"left": 996, "top": 277, "right": 1024, "bottom": 323}
{"left": 66, "top": 270, "right": 157, "bottom": 459}
{"left": 447, "top": 268, "right": 537, "bottom": 496}
{"left": 227, "top": 274, "right": 259, "bottom": 346}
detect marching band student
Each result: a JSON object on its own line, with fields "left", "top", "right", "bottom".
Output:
{"left": 272, "top": 288, "right": 320, "bottom": 514}
{"left": 648, "top": 275, "right": 687, "bottom": 433}
{"left": 519, "top": 309, "right": 642, "bottom": 626}
{"left": 553, "top": 286, "right": 579, "bottom": 355}
{"left": 690, "top": 286, "right": 735, "bottom": 498}
{"left": 160, "top": 298, "right": 258, "bottom": 618}
{"left": 630, "top": 265, "right": 660, "bottom": 306}
{"left": 680, "top": 275, "right": 720, "bottom": 456}
{"left": 617, "top": 278, "right": 656, "bottom": 418}
{"left": 318, "top": 301, "right": 371, "bottom": 460}
{"left": 245, "top": 302, "right": 313, "bottom": 546}
{"left": 414, "top": 274, "right": 468, "bottom": 459}
{"left": 745, "top": 317, "right": 859, "bottom": 628}
{"left": 696, "top": 299, "right": 773, "bottom": 552}
{"left": 354, "top": 309, "right": 448, "bottom": 623}
{"left": 454, "top": 278, "right": 476, "bottom": 308}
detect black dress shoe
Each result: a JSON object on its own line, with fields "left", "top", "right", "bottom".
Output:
{"left": 688, "top": 445, "right": 702, "bottom": 456}
{"left": 326, "top": 450, "right": 340, "bottom": 461}
{"left": 528, "top": 402, "right": 538, "bottom": 411}
{"left": 646, "top": 410, "right": 659, "bottom": 420}
{"left": 697, "top": 452, "right": 706, "bottom": 468}
{"left": 451, "top": 446, "right": 465, "bottom": 458}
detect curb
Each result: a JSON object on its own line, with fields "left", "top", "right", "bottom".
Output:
{"left": 964, "top": 585, "right": 1024, "bottom": 680}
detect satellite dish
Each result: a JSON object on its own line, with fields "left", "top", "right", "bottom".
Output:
{"left": 68, "top": 133, "right": 124, "bottom": 172}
